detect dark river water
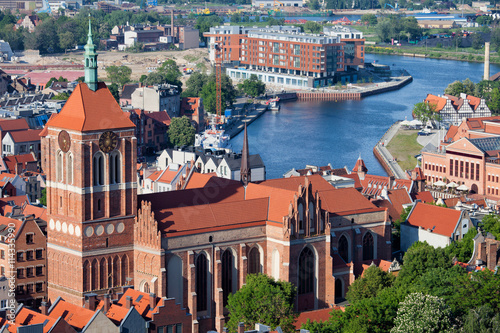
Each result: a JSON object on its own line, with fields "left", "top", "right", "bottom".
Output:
{"left": 231, "top": 54, "right": 500, "bottom": 179}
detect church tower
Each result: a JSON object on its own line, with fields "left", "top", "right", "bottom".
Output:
{"left": 240, "top": 121, "right": 251, "bottom": 186}
{"left": 42, "top": 20, "right": 137, "bottom": 306}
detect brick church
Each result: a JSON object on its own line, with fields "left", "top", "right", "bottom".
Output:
{"left": 42, "top": 22, "right": 392, "bottom": 333}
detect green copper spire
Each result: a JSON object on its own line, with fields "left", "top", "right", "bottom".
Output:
{"left": 84, "top": 16, "right": 98, "bottom": 91}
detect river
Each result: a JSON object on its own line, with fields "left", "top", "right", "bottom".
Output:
{"left": 230, "top": 54, "right": 500, "bottom": 179}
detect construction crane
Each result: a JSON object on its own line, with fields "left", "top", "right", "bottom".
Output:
{"left": 214, "top": 41, "right": 222, "bottom": 124}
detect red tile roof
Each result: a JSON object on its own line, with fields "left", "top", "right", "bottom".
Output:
{"left": 411, "top": 191, "right": 434, "bottom": 203}
{"left": 245, "top": 183, "right": 297, "bottom": 222}
{"left": 8, "top": 129, "right": 42, "bottom": 143}
{"left": 181, "top": 97, "right": 201, "bottom": 116}
{"left": 147, "top": 111, "right": 171, "bottom": 126}
{"left": 0, "top": 195, "right": 29, "bottom": 214}
{"left": 147, "top": 166, "right": 180, "bottom": 184}
{"left": 360, "top": 174, "right": 412, "bottom": 197}
{"left": 424, "top": 94, "right": 446, "bottom": 111}
{"left": 343, "top": 173, "right": 362, "bottom": 188}
{"left": 294, "top": 307, "right": 345, "bottom": 329}
{"left": 116, "top": 289, "right": 159, "bottom": 318}
{"left": 352, "top": 157, "right": 367, "bottom": 172}
{"left": 0, "top": 118, "right": 29, "bottom": 132}
{"left": 12, "top": 307, "right": 58, "bottom": 333}
{"left": 445, "top": 125, "right": 458, "bottom": 142}
{"left": 45, "top": 82, "right": 135, "bottom": 132}
{"left": 3, "top": 154, "right": 36, "bottom": 173}
{"left": 97, "top": 303, "right": 130, "bottom": 325}
{"left": 258, "top": 174, "right": 334, "bottom": 192}
{"left": 319, "top": 188, "right": 383, "bottom": 216}
{"left": 406, "top": 202, "right": 461, "bottom": 236}
{"left": 48, "top": 299, "right": 96, "bottom": 331}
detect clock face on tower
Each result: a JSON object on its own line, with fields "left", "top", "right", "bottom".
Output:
{"left": 58, "top": 130, "right": 71, "bottom": 152}
{"left": 99, "top": 131, "right": 118, "bottom": 153}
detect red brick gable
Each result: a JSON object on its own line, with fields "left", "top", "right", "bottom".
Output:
{"left": 406, "top": 202, "right": 461, "bottom": 236}
{"left": 45, "top": 82, "right": 135, "bottom": 132}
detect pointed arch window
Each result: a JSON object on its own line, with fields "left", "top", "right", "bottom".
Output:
{"left": 67, "top": 153, "right": 73, "bottom": 185}
{"left": 338, "top": 235, "right": 349, "bottom": 263}
{"left": 298, "top": 202, "right": 304, "bottom": 234}
{"left": 308, "top": 202, "right": 315, "bottom": 233}
{"left": 248, "top": 247, "right": 260, "bottom": 274}
{"left": 363, "top": 232, "right": 374, "bottom": 261}
{"left": 56, "top": 151, "right": 64, "bottom": 182}
{"left": 93, "top": 153, "right": 104, "bottom": 186}
{"left": 109, "top": 151, "right": 121, "bottom": 184}
{"left": 196, "top": 253, "right": 208, "bottom": 312}
{"left": 298, "top": 247, "right": 314, "bottom": 294}
{"left": 222, "top": 250, "right": 234, "bottom": 306}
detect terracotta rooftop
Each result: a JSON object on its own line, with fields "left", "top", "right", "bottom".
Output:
{"left": 3, "top": 153, "right": 36, "bottom": 173}
{"left": 352, "top": 156, "right": 367, "bottom": 173}
{"left": 360, "top": 174, "right": 412, "bottom": 197}
{"left": 10, "top": 307, "right": 58, "bottom": 333}
{"left": 48, "top": 298, "right": 96, "bottom": 331}
{"left": 45, "top": 82, "right": 135, "bottom": 132}
{"left": 0, "top": 195, "right": 29, "bottom": 215}
{"left": 424, "top": 94, "right": 447, "bottom": 111}
{"left": 181, "top": 97, "right": 201, "bottom": 116}
{"left": 116, "top": 288, "right": 159, "bottom": 318}
{"left": 406, "top": 202, "right": 461, "bottom": 236}
{"left": 8, "top": 129, "right": 42, "bottom": 143}
{"left": 319, "top": 188, "right": 383, "bottom": 216}
{"left": 97, "top": 303, "right": 131, "bottom": 325}
{"left": 0, "top": 118, "right": 29, "bottom": 132}
{"left": 411, "top": 191, "right": 434, "bottom": 203}
{"left": 258, "top": 174, "right": 334, "bottom": 192}
{"left": 294, "top": 307, "right": 345, "bottom": 329}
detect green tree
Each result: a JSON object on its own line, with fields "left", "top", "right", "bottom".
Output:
{"left": 52, "top": 92, "right": 70, "bottom": 100}
{"left": 183, "top": 72, "right": 209, "bottom": 97}
{"left": 39, "top": 188, "right": 46, "bottom": 206}
{"left": 226, "top": 274, "right": 298, "bottom": 333}
{"left": 396, "top": 242, "right": 452, "bottom": 287}
{"left": 200, "top": 74, "right": 237, "bottom": 114}
{"left": 307, "top": 0, "right": 321, "bottom": 10}
{"left": 303, "top": 21, "right": 322, "bottom": 34}
{"left": 346, "top": 265, "right": 395, "bottom": 304}
{"left": 444, "top": 228, "right": 478, "bottom": 262}
{"left": 360, "top": 13, "right": 378, "bottom": 26}
{"left": 45, "top": 76, "right": 68, "bottom": 88}
{"left": 59, "top": 30, "right": 76, "bottom": 51}
{"left": 158, "top": 59, "right": 183, "bottom": 86}
{"left": 489, "top": 88, "right": 500, "bottom": 114}
{"left": 391, "top": 293, "right": 455, "bottom": 333}
{"left": 472, "top": 33, "right": 485, "bottom": 50}
{"left": 108, "top": 83, "right": 120, "bottom": 103}
{"left": 480, "top": 214, "right": 500, "bottom": 239}
{"left": 463, "top": 305, "right": 500, "bottom": 333}
{"left": 444, "top": 80, "right": 465, "bottom": 96}
{"left": 239, "top": 74, "right": 265, "bottom": 98}
{"left": 105, "top": 65, "right": 132, "bottom": 88}
{"left": 167, "top": 116, "right": 196, "bottom": 147}
{"left": 412, "top": 102, "right": 440, "bottom": 126}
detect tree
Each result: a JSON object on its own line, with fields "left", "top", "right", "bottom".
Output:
{"left": 59, "top": 30, "right": 76, "bottom": 51}
{"left": 183, "top": 72, "right": 209, "bottom": 97}
{"left": 108, "top": 83, "right": 120, "bottom": 103}
{"left": 200, "top": 74, "right": 237, "bottom": 114}
{"left": 412, "top": 102, "right": 440, "bottom": 126}
{"left": 463, "top": 305, "right": 500, "bottom": 333}
{"left": 361, "top": 13, "right": 378, "bottom": 26}
{"left": 39, "top": 188, "right": 46, "bottom": 206}
{"left": 52, "top": 92, "right": 70, "bottom": 100}
{"left": 489, "top": 88, "right": 500, "bottom": 114}
{"left": 239, "top": 74, "right": 265, "bottom": 98}
{"left": 167, "top": 116, "right": 196, "bottom": 147}
{"left": 444, "top": 228, "right": 477, "bottom": 262}
{"left": 303, "top": 21, "right": 322, "bottom": 34}
{"left": 307, "top": 0, "right": 321, "bottom": 10}
{"left": 444, "top": 80, "right": 465, "bottom": 96}
{"left": 105, "top": 65, "right": 132, "bottom": 88}
{"left": 472, "top": 33, "right": 485, "bottom": 50}
{"left": 480, "top": 214, "right": 500, "bottom": 239}
{"left": 391, "top": 293, "right": 455, "bottom": 333}
{"left": 226, "top": 274, "right": 298, "bottom": 333}
{"left": 45, "top": 76, "right": 68, "bottom": 88}
{"left": 346, "top": 265, "right": 395, "bottom": 304}
{"left": 142, "top": 60, "right": 183, "bottom": 91}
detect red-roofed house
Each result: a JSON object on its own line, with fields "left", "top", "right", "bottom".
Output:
{"left": 180, "top": 97, "right": 205, "bottom": 132}
{"left": 3, "top": 153, "right": 38, "bottom": 175}
{"left": 2, "top": 129, "right": 42, "bottom": 160}
{"left": 143, "top": 164, "right": 186, "bottom": 193}
{"left": 401, "top": 202, "right": 473, "bottom": 251}
{"left": 0, "top": 305, "right": 77, "bottom": 333}
{"left": 423, "top": 93, "right": 491, "bottom": 126}
{"left": 0, "top": 118, "right": 29, "bottom": 140}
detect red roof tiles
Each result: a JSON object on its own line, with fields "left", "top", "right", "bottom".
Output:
{"left": 8, "top": 129, "right": 42, "bottom": 143}
{"left": 45, "top": 82, "right": 135, "bottom": 132}
{"left": 406, "top": 202, "right": 461, "bottom": 236}
{"left": 0, "top": 118, "right": 29, "bottom": 132}
{"left": 319, "top": 188, "right": 383, "bottom": 216}
{"left": 48, "top": 299, "right": 96, "bottom": 331}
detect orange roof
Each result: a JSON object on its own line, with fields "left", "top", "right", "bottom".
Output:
{"left": 45, "top": 82, "right": 135, "bottom": 132}
{"left": 343, "top": 173, "right": 362, "bottom": 188}
{"left": 411, "top": 191, "right": 434, "bottom": 203}
{"left": 48, "top": 299, "right": 96, "bottom": 331}
{"left": 258, "top": 174, "right": 334, "bottom": 192}
{"left": 245, "top": 183, "right": 297, "bottom": 222}
{"left": 406, "top": 202, "right": 462, "bottom": 236}
{"left": 467, "top": 95, "right": 481, "bottom": 110}
{"left": 361, "top": 259, "right": 393, "bottom": 277}
{"left": 411, "top": 164, "right": 425, "bottom": 181}
{"left": 98, "top": 303, "right": 130, "bottom": 325}
{"left": 14, "top": 307, "right": 58, "bottom": 333}
{"left": 3, "top": 153, "right": 36, "bottom": 173}
{"left": 147, "top": 166, "right": 180, "bottom": 184}
{"left": 352, "top": 156, "right": 368, "bottom": 172}
{"left": 444, "top": 125, "right": 458, "bottom": 142}
{"left": 184, "top": 172, "right": 239, "bottom": 190}
{"left": 424, "top": 94, "right": 447, "bottom": 111}
{"left": 0, "top": 215, "right": 24, "bottom": 235}
{"left": 387, "top": 188, "right": 413, "bottom": 216}
{"left": 318, "top": 188, "right": 383, "bottom": 216}
{"left": 116, "top": 289, "right": 158, "bottom": 318}
{"left": 294, "top": 307, "right": 344, "bottom": 329}
{"left": 0, "top": 118, "right": 29, "bottom": 132}
{"left": 181, "top": 97, "right": 201, "bottom": 116}
{"left": 360, "top": 174, "right": 412, "bottom": 197}
{"left": 8, "top": 129, "right": 42, "bottom": 143}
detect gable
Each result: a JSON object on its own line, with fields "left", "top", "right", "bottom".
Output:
{"left": 446, "top": 137, "right": 484, "bottom": 156}
{"left": 82, "top": 311, "right": 116, "bottom": 333}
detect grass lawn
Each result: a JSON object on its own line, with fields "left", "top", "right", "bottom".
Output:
{"left": 386, "top": 130, "right": 423, "bottom": 173}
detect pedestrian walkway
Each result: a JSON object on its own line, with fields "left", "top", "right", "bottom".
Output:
{"left": 374, "top": 121, "right": 408, "bottom": 179}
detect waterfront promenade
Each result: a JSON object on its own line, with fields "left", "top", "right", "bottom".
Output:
{"left": 373, "top": 121, "right": 408, "bottom": 179}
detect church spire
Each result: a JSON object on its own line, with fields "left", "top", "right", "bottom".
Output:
{"left": 240, "top": 121, "right": 251, "bottom": 186}
{"left": 84, "top": 16, "right": 98, "bottom": 91}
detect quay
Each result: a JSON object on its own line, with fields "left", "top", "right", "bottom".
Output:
{"left": 373, "top": 121, "right": 408, "bottom": 179}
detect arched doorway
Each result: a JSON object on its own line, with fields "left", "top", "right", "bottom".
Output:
{"left": 335, "top": 278, "right": 343, "bottom": 301}
{"left": 471, "top": 183, "right": 478, "bottom": 194}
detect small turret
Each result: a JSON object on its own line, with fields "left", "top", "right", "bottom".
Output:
{"left": 84, "top": 16, "right": 98, "bottom": 91}
{"left": 353, "top": 154, "right": 368, "bottom": 180}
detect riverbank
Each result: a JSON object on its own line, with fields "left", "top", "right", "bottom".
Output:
{"left": 224, "top": 102, "right": 268, "bottom": 139}
{"left": 366, "top": 46, "right": 500, "bottom": 65}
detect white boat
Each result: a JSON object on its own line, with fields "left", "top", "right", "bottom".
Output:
{"left": 266, "top": 97, "right": 280, "bottom": 111}
{"left": 195, "top": 125, "right": 232, "bottom": 151}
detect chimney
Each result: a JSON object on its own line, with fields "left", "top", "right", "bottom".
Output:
{"left": 125, "top": 295, "right": 133, "bottom": 309}
{"left": 484, "top": 42, "right": 490, "bottom": 80}
{"left": 238, "top": 322, "right": 245, "bottom": 333}
{"left": 85, "top": 294, "right": 97, "bottom": 311}
{"left": 40, "top": 301, "right": 48, "bottom": 315}
{"left": 149, "top": 292, "right": 156, "bottom": 309}
{"left": 103, "top": 294, "right": 111, "bottom": 313}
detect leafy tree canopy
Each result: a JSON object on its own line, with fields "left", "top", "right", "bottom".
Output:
{"left": 105, "top": 65, "right": 132, "bottom": 88}
{"left": 227, "top": 274, "right": 297, "bottom": 333}
{"left": 45, "top": 76, "right": 68, "bottom": 88}
{"left": 346, "top": 265, "right": 395, "bottom": 304}
{"left": 200, "top": 73, "right": 237, "bottom": 114}
{"left": 167, "top": 116, "right": 196, "bottom": 147}
{"left": 412, "top": 101, "right": 441, "bottom": 126}
{"left": 239, "top": 74, "right": 266, "bottom": 98}
{"left": 480, "top": 214, "right": 500, "bottom": 239}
